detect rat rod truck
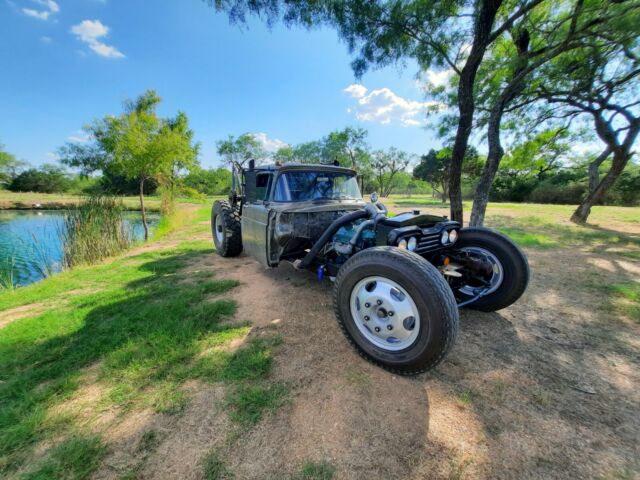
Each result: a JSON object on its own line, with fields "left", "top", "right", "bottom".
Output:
{"left": 212, "top": 161, "right": 529, "bottom": 375}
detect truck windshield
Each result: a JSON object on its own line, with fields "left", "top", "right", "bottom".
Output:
{"left": 273, "top": 171, "right": 361, "bottom": 202}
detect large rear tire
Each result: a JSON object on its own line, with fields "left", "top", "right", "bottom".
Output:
{"left": 454, "top": 227, "right": 529, "bottom": 312}
{"left": 334, "top": 247, "right": 458, "bottom": 375}
{"left": 211, "top": 201, "right": 242, "bottom": 257}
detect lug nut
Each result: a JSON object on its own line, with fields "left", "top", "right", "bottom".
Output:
{"left": 374, "top": 327, "right": 381, "bottom": 332}
{"left": 364, "top": 315, "right": 370, "bottom": 321}
{"left": 376, "top": 300, "right": 383, "bottom": 305}
{"left": 387, "top": 325, "right": 393, "bottom": 331}
{"left": 365, "top": 302, "right": 371, "bottom": 308}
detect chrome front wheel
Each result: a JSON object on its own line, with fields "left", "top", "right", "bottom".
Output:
{"left": 349, "top": 276, "right": 421, "bottom": 351}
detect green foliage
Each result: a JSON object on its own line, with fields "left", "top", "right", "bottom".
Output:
{"left": 61, "top": 196, "right": 132, "bottom": 268}
{"left": 58, "top": 90, "right": 200, "bottom": 237}
{"left": 370, "top": 147, "right": 412, "bottom": 197}
{"left": 98, "top": 165, "right": 159, "bottom": 196}
{"left": 216, "top": 133, "right": 267, "bottom": 167}
{"left": 0, "top": 142, "right": 24, "bottom": 187}
{"left": 183, "top": 166, "right": 232, "bottom": 195}
{"left": 8, "top": 165, "right": 71, "bottom": 193}
{"left": 413, "top": 147, "right": 482, "bottom": 201}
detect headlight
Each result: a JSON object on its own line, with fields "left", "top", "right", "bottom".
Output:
{"left": 449, "top": 229, "right": 458, "bottom": 243}
{"left": 398, "top": 239, "right": 407, "bottom": 249}
{"left": 440, "top": 230, "right": 450, "bottom": 244}
{"left": 408, "top": 237, "right": 417, "bottom": 251}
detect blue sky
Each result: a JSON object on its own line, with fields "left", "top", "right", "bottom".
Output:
{"left": 0, "top": 0, "right": 447, "bottom": 168}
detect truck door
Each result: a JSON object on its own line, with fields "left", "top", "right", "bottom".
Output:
{"left": 241, "top": 172, "right": 273, "bottom": 267}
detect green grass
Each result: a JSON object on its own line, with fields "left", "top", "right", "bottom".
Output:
{"left": 203, "top": 451, "right": 233, "bottom": 480}
{"left": 21, "top": 435, "right": 106, "bottom": 480}
{"left": 606, "top": 282, "right": 640, "bottom": 322}
{"left": 0, "top": 206, "right": 285, "bottom": 478}
{"left": 294, "top": 462, "right": 335, "bottom": 480}
{"left": 487, "top": 215, "right": 640, "bottom": 253}
{"left": 225, "top": 382, "right": 289, "bottom": 426}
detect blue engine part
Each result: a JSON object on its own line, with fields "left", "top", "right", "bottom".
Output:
{"left": 332, "top": 219, "right": 376, "bottom": 252}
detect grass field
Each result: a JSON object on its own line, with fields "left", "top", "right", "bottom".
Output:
{"left": 0, "top": 197, "right": 639, "bottom": 479}
{"left": 0, "top": 191, "right": 217, "bottom": 211}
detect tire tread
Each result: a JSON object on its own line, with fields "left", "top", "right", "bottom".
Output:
{"left": 333, "top": 247, "right": 458, "bottom": 375}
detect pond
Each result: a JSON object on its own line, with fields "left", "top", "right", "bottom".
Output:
{"left": 0, "top": 210, "right": 159, "bottom": 287}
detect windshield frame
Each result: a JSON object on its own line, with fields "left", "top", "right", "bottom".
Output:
{"left": 271, "top": 169, "right": 362, "bottom": 203}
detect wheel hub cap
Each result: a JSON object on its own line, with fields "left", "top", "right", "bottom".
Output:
{"left": 350, "top": 276, "right": 421, "bottom": 351}
{"left": 214, "top": 215, "right": 224, "bottom": 243}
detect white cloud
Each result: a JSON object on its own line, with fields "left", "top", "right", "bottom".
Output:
{"left": 343, "top": 84, "right": 444, "bottom": 127}
{"left": 40, "top": 35, "right": 52, "bottom": 43}
{"left": 70, "top": 19, "right": 125, "bottom": 59}
{"left": 344, "top": 84, "right": 368, "bottom": 99}
{"left": 68, "top": 131, "right": 92, "bottom": 143}
{"left": 22, "top": 0, "right": 59, "bottom": 20}
{"left": 251, "top": 132, "right": 288, "bottom": 152}
{"left": 425, "top": 69, "right": 454, "bottom": 88}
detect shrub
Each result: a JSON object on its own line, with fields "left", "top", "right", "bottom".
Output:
{"left": 529, "top": 182, "right": 586, "bottom": 204}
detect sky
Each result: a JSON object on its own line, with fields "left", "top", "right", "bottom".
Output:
{"left": 0, "top": 0, "right": 452, "bottom": 169}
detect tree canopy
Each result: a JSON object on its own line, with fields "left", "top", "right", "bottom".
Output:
{"left": 59, "top": 90, "right": 199, "bottom": 239}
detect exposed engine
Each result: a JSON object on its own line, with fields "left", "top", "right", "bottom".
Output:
{"left": 331, "top": 219, "right": 377, "bottom": 255}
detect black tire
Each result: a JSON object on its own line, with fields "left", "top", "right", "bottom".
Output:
{"left": 334, "top": 247, "right": 459, "bottom": 375}
{"left": 454, "top": 227, "right": 529, "bottom": 312}
{"left": 211, "top": 200, "right": 243, "bottom": 257}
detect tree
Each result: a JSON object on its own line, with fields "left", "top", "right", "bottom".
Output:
{"left": 502, "top": 129, "right": 571, "bottom": 180}
{"left": 9, "top": 165, "right": 71, "bottom": 193}
{"left": 413, "top": 149, "right": 449, "bottom": 202}
{"left": 183, "top": 166, "right": 232, "bottom": 195}
{"left": 206, "top": 0, "right": 553, "bottom": 223}
{"left": 60, "top": 90, "right": 199, "bottom": 240}
{"left": 508, "top": 1, "right": 640, "bottom": 223}
{"left": 0, "top": 143, "right": 24, "bottom": 187}
{"left": 414, "top": 146, "right": 482, "bottom": 202}
{"left": 371, "top": 148, "right": 411, "bottom": 197}
{"left": 467, "top": 0, "right": 639, "bottom": 226}
{"left": 216, "top": 133, "right": 268, "bottom": 168}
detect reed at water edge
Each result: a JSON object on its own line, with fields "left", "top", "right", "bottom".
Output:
{"left": 0, "top": 257, "right": 15, "bottom": 291}
{"left": 61, "top": 196, "right": 132, "bottom": 268}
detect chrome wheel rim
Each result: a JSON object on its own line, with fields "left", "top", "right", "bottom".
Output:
{"left": 349, "top": 276, "right": 421, "bottom": 351}
{"left": 458, "top": 246, "right": 504, "bottom": 296}
{"left": 214, "top": 215, "right": 224, "bottom": 243}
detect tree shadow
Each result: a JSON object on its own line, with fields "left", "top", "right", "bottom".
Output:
{"left": 0, "top": 248, "right": 256, "bottom": 475}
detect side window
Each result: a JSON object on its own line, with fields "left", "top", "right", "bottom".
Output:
{"left": 255, "top": 173, "right": 272, "bottom": 201}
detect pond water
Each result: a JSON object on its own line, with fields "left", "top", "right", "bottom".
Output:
{"left": 0, "top": 210, "right": 159, "bottom": 287}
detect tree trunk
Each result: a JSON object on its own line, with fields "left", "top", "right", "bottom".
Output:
{"left": 571, "top": 150, "right": 629, "bottom": 224}
{"left": 588, "top": 147, "right": 610, "bottom": 194}
{"left": 469, "top": 112, "right": 504, "bottom": 227}
{"left": 448, "top": 0, "right": 503, "bottom": 224}
{"left": 139, "top": 177, "right": 149, "bottom": 241}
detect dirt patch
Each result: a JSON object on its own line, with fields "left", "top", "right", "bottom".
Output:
{"left": 0, "top": 302, "right": 47, "bottom": 329}
{"left": 24, "top": 213, "right": 633, "bottom": 479}
{"left": 179, "top": 245, "right": 639, "bottom": 479}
